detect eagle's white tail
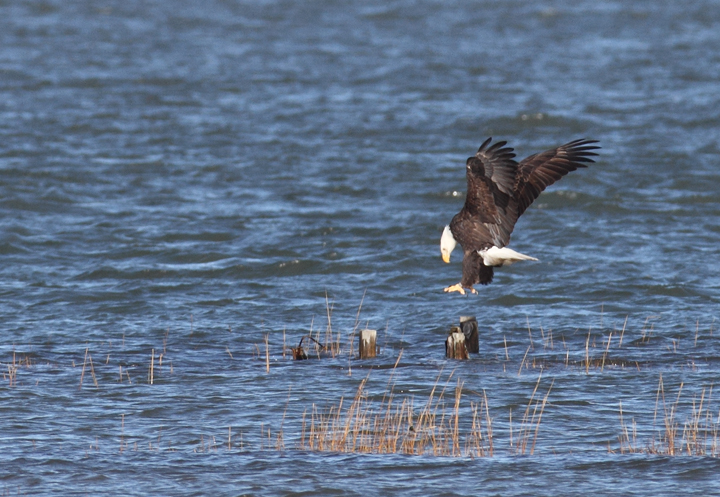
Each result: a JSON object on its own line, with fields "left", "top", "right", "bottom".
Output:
{"left": 479, "top": 246, "right": 538, "bottom": 267}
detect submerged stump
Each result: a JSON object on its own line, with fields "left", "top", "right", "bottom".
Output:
{"left": 292, "top": 346, "right": 308, "bottom": 360}
{"left": 460, "top": 316, "right": 479, "bottom": 354}
{"left": 359, "top": 329, "right": 377, "bottom": 359}
{"left": 446, "top": 328, "right": 469, "bottom": 360}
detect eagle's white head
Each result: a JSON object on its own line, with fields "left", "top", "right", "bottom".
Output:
{"left": 440, "top": 225, "right": 457, "bottom": 263}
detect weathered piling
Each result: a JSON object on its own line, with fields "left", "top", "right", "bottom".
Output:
{"left": 460, "top": 316, "right": 479, "bottom": 354}
{"left": 292, "top": 346, "right": 308, "bottom": 360}
{"left": 446, "top": 327, "right": 469, "bottom": 360}
{"left": 359, "top": 329, "right": 377, "bottom": 359}
{"left": 291, "top": 335, "right": 310, "bottom": 360}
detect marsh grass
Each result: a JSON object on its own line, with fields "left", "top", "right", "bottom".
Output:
{"left": 617, "top": 375, "right": 720, "bottom": 456}
{"left": 79, "top": 348, "right": 98, "bottom": 389}
{"left": 4, "top": 350, "right": 27, "bottom": 387}
{"left": 514, "top": 314, "right": 717, "bottom": 373}
{"left": 259, "top": 305, "right": 716, "bottom": 378}
{"left": 3, "top": 309, "right": 719, "bottom": 459}
{"left": 295, "top": 360, "right": 550, "bottom": 458}
{"left": 148, "top": 349, "right": 155, "bottom": 385}
{"left": 298, "top": 372, "right": 495, "bottom": 456}
{"left": 282, "top": 294, "right": 362, "bottom": 362}
{"left": 511, "top": 375, "right": 554, "bottom": 455}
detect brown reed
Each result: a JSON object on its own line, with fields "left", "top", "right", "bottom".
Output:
{"left": 264, "top": 334, "right": 270, "bottom": 373}
{"left": 511, "top": 375, "right": 553, "bottom": 455}
{"left": 149, "top": 349, "right": 155, "bottom": 385}
{"left": 89, "top": 353, "right": 98, "bottom": 388}
{"left": 616, "top": 375, "right": 720, "bottom": 457}
{"left": 79, "top": 347, "right": 88, "bottom": 389}
{"left": 348, "top": 290, "right": 366, "bottom": 358}
{"left": 618, "top": 401, "right": 638, "bottom": 453}
{"left": 119, "top": 414, "right": 125, "bottom": 453}
{"left": 298, "top": 370, "right": 504, "bottom": 457}
{"left": 6, "top": 350, "right": 18, "bottom": 387}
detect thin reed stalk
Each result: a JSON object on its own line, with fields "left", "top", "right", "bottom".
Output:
{"left": 265, "top": 334, "right": 270, "bottom": 373}
{"left": 79, "top": 347, "right": 88, "bottom": 389}
{"left": 149, "top": 349, "right": 154, "bottom": 385}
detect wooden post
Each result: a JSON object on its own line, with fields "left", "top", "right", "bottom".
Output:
{"left": 446, "top": 327, "right": 468, "bottom": 360}
{"left": 359, "top": 329, "right": 377, "bottom": 359}
{"left": 460, "top": 316, "right": 479, "bottom": 354}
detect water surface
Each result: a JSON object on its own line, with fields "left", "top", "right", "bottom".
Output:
{"left": 1, "top": 0, "right": 720, "bottom": 495}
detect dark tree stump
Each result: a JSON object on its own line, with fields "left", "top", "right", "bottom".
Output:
{"left": 460, "top": 316, "right": 479, "bottom": 354}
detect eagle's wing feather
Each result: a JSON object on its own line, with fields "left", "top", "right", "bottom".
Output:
{"left": 455, "top": 138, "right": 519, "bottom": 249}
{"left": 514, "top": 139, "right": 599, "bottom": 217}
{"left": 475, "top": 138, "right": 517, "bottom": 197}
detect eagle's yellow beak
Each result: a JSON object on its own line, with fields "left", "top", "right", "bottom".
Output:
{"left": 442, "top": 253, "right": 450, "bottom": 263}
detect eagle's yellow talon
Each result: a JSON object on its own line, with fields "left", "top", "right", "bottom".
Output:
{"left": 443, "top": 283, "right": 466, "bottom": 295}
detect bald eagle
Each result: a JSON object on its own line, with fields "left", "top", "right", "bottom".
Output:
{"left": 441, "top": 137, "right": 600, "bottom": 295}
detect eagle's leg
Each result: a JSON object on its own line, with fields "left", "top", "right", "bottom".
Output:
{"left": 444, "top": 283, "right": 476, "bottom": 295}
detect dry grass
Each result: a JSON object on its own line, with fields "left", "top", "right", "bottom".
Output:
{"left": 617, "top": 375, "right": 720, "bottom": 456}
{"left": 4, "top": 349, "right": 26, "bottom": 387}
{"left": 263, "top": 307, "right": 718, "bottom": 378}
{"left": 283, "top": 294, "right": 364, "bottom": 362}
{"left": 79, "top": 347, "right": 99, "bottom": 389}
{"left": 298, "top": 371, "right": 496, "bottom": 457}
{"left": 514, "top": 313, "right": 719, "bottom": 374}
{"left": 511, "top": 374, "right": 554, "bottom": 455}
{"left": 294, "top": 361, "right": 550, "bottom": 458}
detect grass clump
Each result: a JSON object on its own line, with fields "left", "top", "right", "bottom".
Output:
{"left": 295, "top": 356, "right": 552, "bottom": 458}
{"left": 617, "top": 375, "right": 720, "bottom": 457}
{"left": 299, "top": 371, "right": 495, "bottom": 457}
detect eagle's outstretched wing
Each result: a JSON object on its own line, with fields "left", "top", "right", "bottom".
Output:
{"left": 514, "top": 139, "right": 600, "bottom": 218}
{"left": 454, "top": 138, "right": 520, "bottom": 249}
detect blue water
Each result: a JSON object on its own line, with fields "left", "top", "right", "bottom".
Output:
{"left": 2, "top": 0, "right": 720, "bottom": 495}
